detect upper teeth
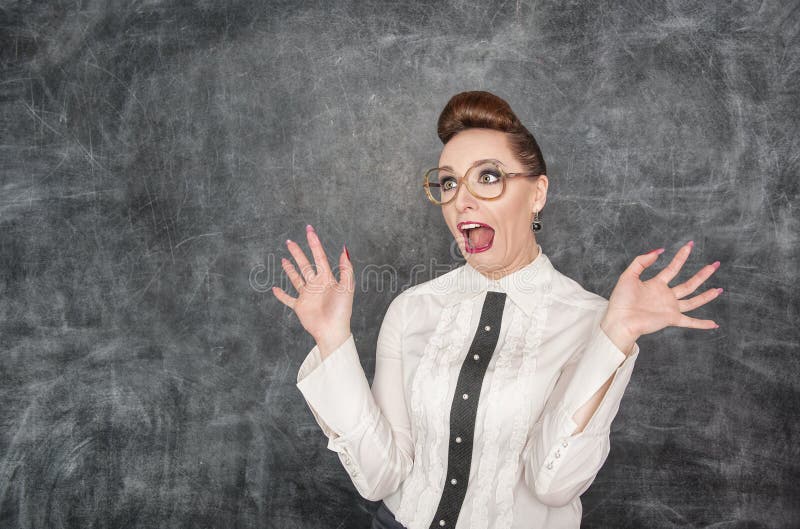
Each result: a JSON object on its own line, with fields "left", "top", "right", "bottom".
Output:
{"left": 461, "top": 223, "right": 482, "bottom": 230}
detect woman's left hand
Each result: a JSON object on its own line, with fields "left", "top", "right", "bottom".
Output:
{"left": 602, "top": 241, "right": 722, "bottom": 348}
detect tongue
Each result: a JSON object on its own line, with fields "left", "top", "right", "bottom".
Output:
{"left": 469, "top": 226, "right": 494, "bottom": 248}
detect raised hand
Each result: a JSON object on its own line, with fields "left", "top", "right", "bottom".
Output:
{"left": 272, "top": 224, "right": 354, "bottom": 359}
{"left": 602, "top": 241, "right": 723, "bottom": 351}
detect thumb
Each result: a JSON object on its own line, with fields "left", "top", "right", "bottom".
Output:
{"left": 625, "top": 247, "right": 665, "bottom": 279}
{"left": 339, "top": 244, "right": 355, "bottom": 293}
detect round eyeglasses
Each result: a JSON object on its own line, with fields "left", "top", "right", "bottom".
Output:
{"left": 423, "top": 158, "right": 541, "bottom": 206}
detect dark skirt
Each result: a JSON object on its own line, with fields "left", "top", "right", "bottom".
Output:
{"left": 371, "top": 501, "right": 409, "bottom": 529}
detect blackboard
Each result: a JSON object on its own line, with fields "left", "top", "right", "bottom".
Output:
{"left": 1, "top": 1, "right": 797, "bottom": 528}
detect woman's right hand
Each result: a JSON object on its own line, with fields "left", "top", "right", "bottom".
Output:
{"left": 272, "top": 224, "right": 354, "bottom": 359}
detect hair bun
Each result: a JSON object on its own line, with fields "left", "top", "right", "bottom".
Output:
{"left": 437, "top": 90, "right": 546, "bottom": 177}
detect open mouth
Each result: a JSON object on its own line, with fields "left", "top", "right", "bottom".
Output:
{"left": 457, "top": 221, "right": 495, "bottom": 254}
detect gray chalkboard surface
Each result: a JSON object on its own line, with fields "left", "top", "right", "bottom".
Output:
{"left": 1, "top": 1, "right": 797, "bottom": 528}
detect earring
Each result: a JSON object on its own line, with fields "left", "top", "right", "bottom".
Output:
{"left": 531, "top": 210, "right": 542, "bottom": 232}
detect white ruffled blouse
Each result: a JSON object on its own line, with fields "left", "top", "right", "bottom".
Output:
{"left": 296, "top": 244, "right": 640, "bottom": 529}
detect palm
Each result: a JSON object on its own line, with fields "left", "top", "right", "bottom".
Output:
{"left": 292, "top": 268, "right": 352, "bottom": 338}
{"left": 605, "top": 242, "right": 722, "bottom": 340}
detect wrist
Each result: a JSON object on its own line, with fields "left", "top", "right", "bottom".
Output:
{"left": 600, "top": 316, "right": 638, "bottom": 357}
{"left": 315, "top": 328, "right": 352, "bottom": 359}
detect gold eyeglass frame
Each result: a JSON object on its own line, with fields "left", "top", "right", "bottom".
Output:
{"left": 422, "top": 158, "right": 542, "bottom": 206}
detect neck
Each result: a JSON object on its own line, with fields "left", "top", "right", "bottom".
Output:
{"left": 469, "top": 238, "right": 540, "bottom": 281}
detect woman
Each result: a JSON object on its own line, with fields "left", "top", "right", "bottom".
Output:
{"left": 272, "top": 91, "right": 722, "bottom": 529}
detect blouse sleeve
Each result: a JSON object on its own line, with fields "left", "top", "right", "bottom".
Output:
{"left": 522, "top": 305, "right": 640, "bottom": 507}
{"left": 295, "top": 293, "right": 414, "bottom": 501}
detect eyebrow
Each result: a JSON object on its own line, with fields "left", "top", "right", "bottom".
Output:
{"left": 439, "top": 158, "right": 504, "bottom": 171}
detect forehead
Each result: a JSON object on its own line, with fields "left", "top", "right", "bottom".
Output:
{"left": 438, "top": 128, "right": 516, "bottom": 171}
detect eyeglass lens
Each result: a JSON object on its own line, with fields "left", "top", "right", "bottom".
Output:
{"left": 426, "top": 161, "right": 504, "bottom": 203}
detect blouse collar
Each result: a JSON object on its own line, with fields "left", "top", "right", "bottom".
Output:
{"left": 449, "top": 244, "right": 553, "bottom": 318}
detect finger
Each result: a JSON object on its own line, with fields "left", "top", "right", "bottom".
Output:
{"left": 677, "top": 287, "right": 723, "bottom": 312}
{"left": 654, "top": 241, "right": 693, "bottom": 285}
{"left": 624, "top": 248, "right": 665, "bottom": 279}
{"left": 271, "top": 286, "right": 296, "bottom": 310}
{"left": 339, "top": 244, "right": 354, "bottom": 292}
{"left": 281, "top": 257, "right": 305, "bottom": 292}
{"left": 672, "top": 261, "right": 721, "bottom": 299}
{"left": 306, "top": 224, "right": 333, "bottom": 278}
{"left": 674, "top": 313, "right": 718, "bottom": 330}
{"left": 286, "top": 238, "right": 316, "bottom": 282}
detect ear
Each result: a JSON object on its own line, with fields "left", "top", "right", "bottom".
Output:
{"left": 530, "top": 174, "right": 549, "bottom": 214}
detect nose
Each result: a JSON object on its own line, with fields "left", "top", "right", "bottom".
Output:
{"left": 452, "top": 176, "right": 479, "bottom": 212}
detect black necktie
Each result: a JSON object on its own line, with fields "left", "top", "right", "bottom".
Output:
{"left": 428, "top": 290, "right": 507, "bottom": 529}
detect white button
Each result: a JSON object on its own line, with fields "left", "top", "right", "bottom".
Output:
{"left": 450, "top": 478, "right": 457, "bottom": 485}
{"left": 473, "top": 354, "right": 480, "bottom": 360}
{"left": 455, "top": 436, "right": 462, "bottom": 443}
{"left": 484, "top": 325, "right": 491, "bottom": 331}
{"left": 439, "top": 520, "right": 446, "bottom": 526}
{"left": 555, "top": 449, "right": 561, "bottom": 458}
{"left": 462, "top": 393, "right": 469, "bottom": 399}
{"left": 546, "top": 461, "right": 553, "bottom": 470}
{"left": 562, "top": 440, "right": 568, "bottom": 448}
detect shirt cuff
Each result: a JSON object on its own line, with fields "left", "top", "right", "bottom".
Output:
{"left": 556, "top": 324, "right": 640, "bottom": 437}
{"left": 296, "top": 334, "right": 375, "bottom": 438}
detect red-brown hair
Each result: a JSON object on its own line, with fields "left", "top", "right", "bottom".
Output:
{"left": 437, "top": 91, "right": 547, "bottom": 176}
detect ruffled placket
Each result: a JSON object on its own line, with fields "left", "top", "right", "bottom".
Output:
{"left": 395, "top": 259, "right": 553, "bottom": 529}
{"left": 470, "top": 280, "right": 553, "bottom": 529}
{"left": 394, "top": 297, "right": 474, "bottom": 528}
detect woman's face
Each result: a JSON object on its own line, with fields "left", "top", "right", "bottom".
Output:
{"left": 438, "top": 128, "right": 548, "bottom": 279}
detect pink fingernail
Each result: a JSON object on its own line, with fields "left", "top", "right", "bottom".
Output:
{"left": 687, "top": 240, "right": 694, "bottom": 247}
{"left": 713, "top": 323, "right": 720, "bottom": 329}
{"left": 306, "top": 224, "right": 314, "bottom": 232}
{"left": 286, "top": 239, "right": 292, "bottom": 245}
{"left": 717, "top": 288, "right": 724, "bottom": 294}
{"left": 711, "top": 261, "right": 721, "bottom": 269}
{"left": 648, "top": 248, "right": 665, "bottom": 255}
